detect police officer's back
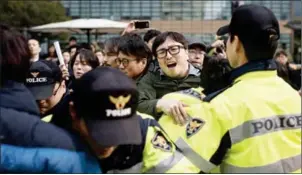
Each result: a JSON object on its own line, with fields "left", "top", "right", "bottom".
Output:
{"left": 159, "top": 4, "right": 301, "bottom": 173}
{"left": 203, "top": 4, "right": 301, "bottom": 173}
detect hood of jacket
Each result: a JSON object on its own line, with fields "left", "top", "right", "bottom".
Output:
{"left": 0, "top": 81, "right": 40, "bottom": 116}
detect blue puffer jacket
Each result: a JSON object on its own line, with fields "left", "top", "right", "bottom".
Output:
{"left": 0, "top": 144, "right": 101, "bottom": 173}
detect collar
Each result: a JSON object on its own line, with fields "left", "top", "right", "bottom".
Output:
{"left": 160, "top": 63, "right": 200, "bottom": 77}
{"left": 30, "top": 57, "right": 39, "bottom": 63}
{"left": 229, "top": 59, "right": 277, "bottom": 83}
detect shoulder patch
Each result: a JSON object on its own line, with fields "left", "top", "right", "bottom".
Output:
{"left": 151, "top": 131, "right": 172, "bottom": 152}
{"left": 186, "top": 118, "right": 205, "bottom": 138}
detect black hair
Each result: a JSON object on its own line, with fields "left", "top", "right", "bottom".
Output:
{"left": 104, "top": 37, "right": 121, "bottom": 54}
{"left": 275, "top": 60, "right": 301, "bottom": 90}
{"left": 47, "top": 44, "right": 57, "bottom": 57}
{"left": 69, "top": 36, "right": 77, "bottom": 42}
{"left": 70, "top": 48, "right": 100, "bottom": 69}
{"left": 200, "top": 56, "right": 233, "bottom": 95}
{"left": 97, "top": 42, "right": 105, "bottom": 50}
{"left": 143, "top": 29, "right": 161, "bottom": 43}
{"left": 0, "top": 23, "right": 31, "bottom": 85}
{"left": 79, "top": 43, "right": 92, "bottom": 50}
{"left": 28, "top": 37, "right": 40, "bottom": 45}
{"left": 274, "top": 49, "right": 288, "bottom": 58}
{"left": 68, "top": 45, "right": 79, "bottom": 53}
{"left": 230, "top": 28, "right": 279, "bottom": 61}
{"left": 118, "top": 33, "right": 153, "bottom": 74}
{"left": 152, "top": 31, "right": 188, "bottom": 56}
{"left": 62, "top": 49, "right": 70, "bottom": 54}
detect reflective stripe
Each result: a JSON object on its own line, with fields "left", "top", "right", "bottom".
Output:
{"left": 145, "top": 151, "right": 184, "bottom": 173}
{"left": 175, "top": 138, "right": 216, "bottom": 172}
{"left": 221, "top": 154, "right": 301, "bottom": 173}
{"left": 229, "top": 114, "right": 301, "bottom": 144}
{"left": 107, "top": 162, "right": 143, "bottom": 173}
{"left": 107, "top": 151, "right": 183, "bottom": 173}
{"left": 41, "top": 114, "right": 53, "bottom": 122}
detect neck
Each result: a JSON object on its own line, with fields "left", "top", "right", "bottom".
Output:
{"left": 179, "top": 63, "right": 190, "bottom": 78}
{"left": 30, "top": 55, "right": 39, "bottom": 62}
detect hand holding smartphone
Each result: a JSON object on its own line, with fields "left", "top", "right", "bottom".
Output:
{"left": 134, "top": 21, "right": 150, "bottom": 29}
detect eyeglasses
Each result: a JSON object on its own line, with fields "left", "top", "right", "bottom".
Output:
{"left": 115, "top": 58, "right": 137, "bottom": 67}
{"left": 156, "top": 45, "right": 185, "bottom": 59}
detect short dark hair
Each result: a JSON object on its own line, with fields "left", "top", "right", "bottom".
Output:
{"left": 62, "top": 49, "right": 69, "bottom": 54}
{"left": 143, "top": 29, "right": 161, "bottom": 43}
{"left": 28, "top": 38, "right": 40, "bottom": 45}
{"left": 0, "top": 23, "right": 31, "bottom": 85}
{"left": 79, "top": 43, "right": 92, "bottom": 50}
{"left": 69, "top": 36, "right": 77, "bottom": 42}
{"left": 118, "top": 34, "right": 153, "bottom": 73}
{"left": 97, "top": 42, "right": 105, "bottom": 50}
{"left": 104, "top": 37, "right": 121, "bottom": 54}
{"left": 274, "top": 49, "right": 288, "bottom": 58}
{"left": 70, "top": 48, "right": 100, "bottom": 69}
{"left": 152, "top": 31, "right": 188, "bottom": 56}
{"left": 200, "top": 56, "right": 233, "bottom": 95}
{"left": 68, "top": 45, "right": 79, "bottom": 53}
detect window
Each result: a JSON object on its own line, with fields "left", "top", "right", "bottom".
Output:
{"left": 91, "top": 1, "right": 101, "bottom": 18}
{"left": 69, "top": 0, "right": 80, "bottom": 17}
{"left": 121, "top": 1, "right": 131, "bottom": 17}
{"left": 80, "top": 0, "right": 90, "bottom": 18}
{"left": 100, "top": 1, "right": 111, "bottom": 18}
{"left": 141, "top": 0, "right": 151, "bottom": 17}
{"left": 131, "top": 0, "right": 141, "bottom": 19}
{"left": 293, "top": 1, "right": 302, "bottom": 18}
{"left": 151, "top": 1, "right": 161, "bottom": 19}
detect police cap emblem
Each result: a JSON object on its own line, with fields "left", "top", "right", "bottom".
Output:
{"left": 186, "top": 118, "right": 205, "bottom": 138}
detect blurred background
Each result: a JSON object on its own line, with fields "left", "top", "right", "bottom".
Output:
{"left": 1, "top": 0, "right": 301, "bottom": 63}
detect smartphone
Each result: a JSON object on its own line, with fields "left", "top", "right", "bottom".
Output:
{"left": 134, "top": 21, "right": 150, "bottom": 29}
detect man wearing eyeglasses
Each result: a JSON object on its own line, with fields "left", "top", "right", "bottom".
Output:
{"left": 116, "top": 34, "right": 152, "bottom": 83}
{"left": 187, "top": 38, "right": 207, "bottom": 70}
{"left": 137, "top": 31, "right": 201, "bottom": 123}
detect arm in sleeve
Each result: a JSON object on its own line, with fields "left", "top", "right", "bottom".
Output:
{"left": 0, "top": 107, "right": 79, "bottom": 150}
{"left": 137, "top": 72, "right": 159, "bottom": 116}
{"left": 0, "top": 144, "right": 101, "bottom": 173}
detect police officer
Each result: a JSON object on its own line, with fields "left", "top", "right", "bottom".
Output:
{"left": 159, "top": 4, "right": 301, "bottom": 173}
{"left": 25, "top": 60, "right": 67, "bottom": 122}
{"left": 68, "top": 67, "right": 199, "bottom": 173}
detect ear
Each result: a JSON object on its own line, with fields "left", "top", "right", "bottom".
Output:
{"left": 233, "top": 35, "right": 242, "bottom": 52}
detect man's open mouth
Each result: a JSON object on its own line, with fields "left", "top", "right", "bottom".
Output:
{"left": 167, "top": 63, "right": 177, "bottom": 68}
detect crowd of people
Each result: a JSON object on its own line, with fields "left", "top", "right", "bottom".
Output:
{"left": 0, "top": 4, "right": 301, "bottom": 173}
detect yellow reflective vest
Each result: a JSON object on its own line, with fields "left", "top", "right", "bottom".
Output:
{"left": 158, "top": 88, "right": 221, "bottom": 173}
{"left": 108, "top": 112, "right": 200, "bottom": 173}
{"left": 202, "top": 70, "right": 301, "bottom": 173}
{"left": 159, "top": 67, "right": 301, "bottom": 173}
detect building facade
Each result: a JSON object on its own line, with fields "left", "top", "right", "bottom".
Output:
{"left": 60, "top": 0, "right": 294, "bottom": 50}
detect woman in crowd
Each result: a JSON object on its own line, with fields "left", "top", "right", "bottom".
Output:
{"left": 70, "top": 48, "right": 100, "bottom": 80}
{"left": 45, "top": 44, "right": 58, "bottom": 63}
